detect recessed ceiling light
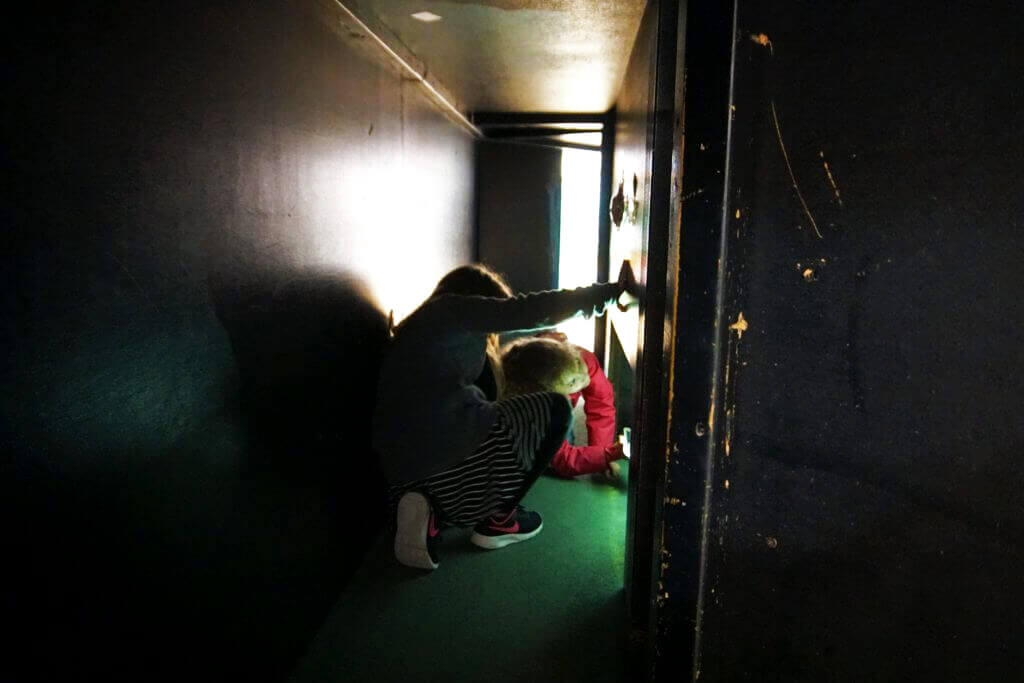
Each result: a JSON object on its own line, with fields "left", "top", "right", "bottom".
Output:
{"left": 411, "top": 11, "right": 442, "bottom": 23}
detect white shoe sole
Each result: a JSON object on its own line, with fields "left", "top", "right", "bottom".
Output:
{"left": 469, "top": 521, "right": 543, "bottom": 550}
{"left": 394, "top": 492, "right": 438, "bottom": 570}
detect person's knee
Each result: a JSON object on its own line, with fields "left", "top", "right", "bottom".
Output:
{"left": 548, "top": 392, "right": 573, "bottom": 437}
{"left": 535, "top": 392, "right": 572, "bottom": 456}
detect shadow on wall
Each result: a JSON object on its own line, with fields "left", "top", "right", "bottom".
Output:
{"left": 149, "top": 266, "right": 393, "bottom": 682}
{"left": 209, "top": 266, "right": 390, "bottom": 486}
{"left": 11, "top": 267, "right": 392, "bottom": 683}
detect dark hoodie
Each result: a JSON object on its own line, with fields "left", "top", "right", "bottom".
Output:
{"left": 372, "top": 282, "right": 619, "bottom": 485}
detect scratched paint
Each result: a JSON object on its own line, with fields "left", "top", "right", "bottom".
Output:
{"left": 682, "top": 187, "right": 706, "bottom": 203}
{"left": 728, "top": 311, "right": 749, "bottom": 338}
{"left": 723, "top": 406, "right": 735, "bottom": 457}
{"left": 819, "top": 150, "right": 844, "bottom": 205}
{"left": 770, "top": 101, "right": 824, "bottom": 239}
{"left": 749, "top": 32, "right": 774, "bottom": 55}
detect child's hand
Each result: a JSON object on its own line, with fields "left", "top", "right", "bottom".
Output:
{"left": 596, "top": 459, "right": 622, "bottom": 484}
{"left": 605, "top": 442, "right": 626, "bottom": 463}
{"left": 616, "top": 260, "right": 641, "bottom": 311}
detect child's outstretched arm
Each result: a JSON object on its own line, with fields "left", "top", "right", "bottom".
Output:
{"left": 429, "top": 281, "right": 622, "bottom": 334}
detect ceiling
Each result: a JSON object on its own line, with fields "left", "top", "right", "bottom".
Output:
{"left": 353, "top": 0, "right": 649, "bottom": 114}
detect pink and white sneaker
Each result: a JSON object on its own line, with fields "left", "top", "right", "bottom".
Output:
{"left": 394, "top": 492, "right": 440, "bottom": 570}
{"left": 469, "top": 506, "right": 543, "bottom": 550}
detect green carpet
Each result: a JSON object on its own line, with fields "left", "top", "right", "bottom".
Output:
{"left": 289, "top": 464, "right": 630, "bottom": 682}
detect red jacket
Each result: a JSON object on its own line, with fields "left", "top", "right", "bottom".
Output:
{"left": 550, "top": 347, "right": 617, "bottom": 477}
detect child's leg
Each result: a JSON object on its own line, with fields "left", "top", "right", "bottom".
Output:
{"left": 504, "top": 392, "right": 572, "bottom": 507}
{"left": 390, "top": 393, "right": 572, "bottom": 562}
{"left": 469, "top": 393, "right": 572, "bottom": 550}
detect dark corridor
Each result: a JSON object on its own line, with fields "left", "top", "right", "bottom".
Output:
{"left": 5, "top": 0, "right": 1024, "bottom": 682}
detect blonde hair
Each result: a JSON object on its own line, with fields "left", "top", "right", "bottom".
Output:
{"left": 499, "top": 337, "right": 590, "bottom": 397}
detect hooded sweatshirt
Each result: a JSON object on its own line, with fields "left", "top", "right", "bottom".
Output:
{"left": 553, "top": 347, "right": 618, "bottom": 477}
{"left": 372, "top": 282, "right": 620, "bottom": 485}
{"left": 499, "top": 340, "right": 618, "bottom": 476}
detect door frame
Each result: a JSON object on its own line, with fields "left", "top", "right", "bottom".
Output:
{"left": 623, "top": 1, "right": 739, "bottom": 680}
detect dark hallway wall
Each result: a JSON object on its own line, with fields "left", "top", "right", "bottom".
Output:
{"left": 3, "top": 1, "right": 475, "bottom": 680}
{"left": 476, "top": 140, "right": 561, "bottom": 293}
{"left": 658, "top": 1, "right": 1024, "bottom": 680}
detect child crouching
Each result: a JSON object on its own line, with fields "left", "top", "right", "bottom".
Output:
{"left": 499, "top": 335, "right": 626, "bottom": 478}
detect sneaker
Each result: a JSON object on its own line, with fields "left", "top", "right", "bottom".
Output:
{"left": 469, "top": 506, "right": 543, "bottom": 550}
{"left": 394, "top": 492, "right": 440, "bottom": 570}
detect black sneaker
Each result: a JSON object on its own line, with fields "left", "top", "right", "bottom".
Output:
{"left": 394, "top": 492, "right": 440, "bottom": 570}
{"left": 469, "top": 506, "right": 543, "bottom": 550}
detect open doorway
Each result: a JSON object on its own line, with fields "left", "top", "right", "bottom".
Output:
{"left": 555, "top": 147, "right": 603, "bottom": 351}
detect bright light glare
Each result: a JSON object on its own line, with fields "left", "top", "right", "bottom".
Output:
{"left": 308, "top": 128, "right": 473, "bottom": 323}
{"left": 558, "top": 147, "right": 602, "bottom": 351}
{"left": 411, "top": 11, "right": 442, "bottom": 22}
